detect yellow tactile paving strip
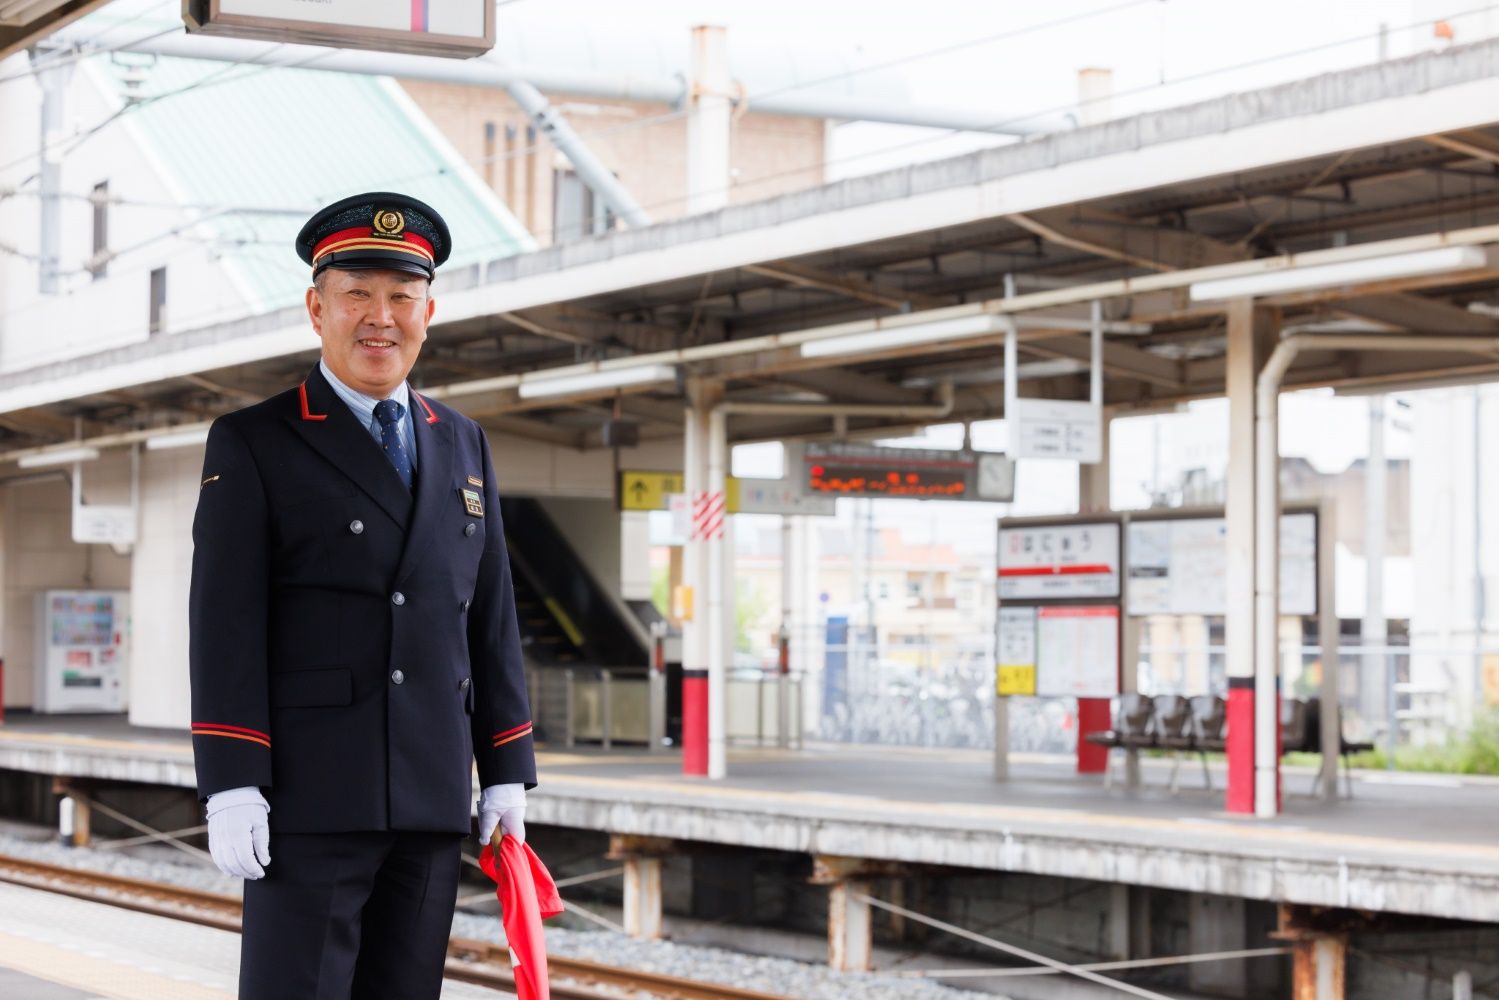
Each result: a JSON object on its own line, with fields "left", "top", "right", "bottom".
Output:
{"left": 0, "top": 932, "right": 232, "bottom": 1000}
{"left": 0, "top": 728, "right": 189, "bottom": 756}
{"left": 537, "top": 770, "right": 1499, "bottom": 864}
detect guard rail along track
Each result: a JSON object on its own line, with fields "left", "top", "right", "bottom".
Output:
{"left": 0, "top": 852, "right": 794, "bottom": 1000}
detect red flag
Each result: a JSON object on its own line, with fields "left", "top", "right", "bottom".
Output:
{"left": 478, "top": 836, "right": 564, "bottom": 1000}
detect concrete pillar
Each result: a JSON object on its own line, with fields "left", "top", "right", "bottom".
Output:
{"left": 1190, "top": 894, "right": 1249, "bottom": 998}
{"left": 619, "top": 510, "right": 652, "bottom": 602}
{"left": 1106, "top": 883, "right": 1131, "bottom": 961}
{"left": 32, "top": 46, "right": 73, "bottom": 295}
{"left": 687, "top": 25, "right": 732, "bottom": 215}
{"left": 1364, "top": 396, "right": 1388, "bottom": 719}
{"left": 609, "top": 835, "right": 673, "bottom": 940}
{"left": 53, "top": 779, "right": 90, "bottom": 847}
{"left": 1292, "top": 935, "right": 1347, "bottom": 1000}
{"left": 707, "top": 404, "right": 729, "bottom": 779}
{"left": 812, "top": 856, "right": 902, "bottom": 973}
{"left": 1076, "top": 413, "right": 1112, "bottom": 775}
{"left": 682, "top": 379, "right": 722, "bottom": 775}
{"left": 1225, "top": 299, "right": 1280, "bottom": 814}
{"left": 624, "top": 857, "right": 663, "bottom": 938}
{"left": 1077, "top": 67, "right": 1114, "bottom": 126}
{"left": 827, "top": 879, "right": 872, "bottom": 972}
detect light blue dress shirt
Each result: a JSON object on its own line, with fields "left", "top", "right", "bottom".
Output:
{"left": 318, "top": 359, "right": 418, "bottom": 471}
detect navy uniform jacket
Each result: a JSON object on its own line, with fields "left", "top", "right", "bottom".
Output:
{"left": 188, "top": 364, "right": 536, "bottom": 834}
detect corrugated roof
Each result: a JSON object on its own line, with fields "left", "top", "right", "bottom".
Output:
{"left": 90, "top": 53, "right": 533, "bottom": 312}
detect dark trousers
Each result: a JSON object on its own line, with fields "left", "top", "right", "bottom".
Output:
{"left": 239, "top": 830, "right": 463, "bottom": 1000}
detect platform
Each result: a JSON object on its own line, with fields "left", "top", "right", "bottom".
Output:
{"left": 0, "top": 879, "right": 499, "bottom": 999}
{"left": 3, "top": 712, "right": 1495, "bottom": 923}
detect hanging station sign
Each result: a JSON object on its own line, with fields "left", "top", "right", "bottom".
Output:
{"left": 184, "top": 0, "right": 496, "bottom": 58}
{"left": 1011, "top": 398, "right": 1103, "bottom": 463}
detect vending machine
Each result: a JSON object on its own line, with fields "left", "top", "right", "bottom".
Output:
{"left": 33, "top": 590, "right": 129, "bottom": 713}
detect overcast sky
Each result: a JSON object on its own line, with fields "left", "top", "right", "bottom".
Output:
{"left": 508, "top": 1, "right": 1493, "bottom": 175}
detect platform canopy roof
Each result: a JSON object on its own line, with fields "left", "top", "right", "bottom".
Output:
{"left": 8, "top": 36, "right": 1499, "bottom": 452}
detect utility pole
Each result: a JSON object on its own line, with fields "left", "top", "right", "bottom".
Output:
{"left": 32, "top": 45, "right": 73, "bottom": 295}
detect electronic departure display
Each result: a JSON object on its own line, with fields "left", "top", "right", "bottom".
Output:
{"left": 801, "top": 444, "right": 1013, "bottom": 501}
{"left": 809, "top": 462, "right": 969, "bottom": 497}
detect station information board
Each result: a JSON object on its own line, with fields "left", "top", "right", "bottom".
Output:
{"left": 1127, "top": 512, "right": 1316, "bottom": 616}
{"left": 1034, "top": 606, "right": 1119, "bottom": 698}
{"left": 801, "top": 444, "right": 1015, "bottom": 501}
{"left": 997, "top": 522, "right": 1120, "bottom": 600}
{"left": 996, "top": 606, "right": 1038, "bottom": 695}
{"left": 185, "top": 0, "right": 495, "bottom": 58}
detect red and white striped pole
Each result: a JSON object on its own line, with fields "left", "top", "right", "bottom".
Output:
{"left": 681, "top": 381, "right": 724, "bottom": 776}
{"left": 705, "top": 404, "right": 729, "bottom": 779}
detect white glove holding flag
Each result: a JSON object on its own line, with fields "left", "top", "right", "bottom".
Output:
{"left": 478, "top": 783, "right": 526, "bottom": 845}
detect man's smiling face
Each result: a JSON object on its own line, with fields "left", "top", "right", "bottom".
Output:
{"left": 306, "top": 267, "right": 436, "bottom": 397}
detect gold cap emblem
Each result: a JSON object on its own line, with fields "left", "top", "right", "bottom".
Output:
{"left": 372, "top": 209, "right": 406, "bottom": 238}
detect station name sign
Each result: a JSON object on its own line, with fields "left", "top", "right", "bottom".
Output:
{"left": 801, "top": 444, "right": 1015, "bottom": 502}
{"left": 997, "top": 521, "right": 1121, "bottom": 600}
{"left": 184, "top": 0, "right": 495, "bottom": 58}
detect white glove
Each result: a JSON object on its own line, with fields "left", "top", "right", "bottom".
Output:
{"left": 205, "top": 786, "right": 271, "bottom": 880}
{"left": 478, "top": 783, "right": 526, "bottom": 845}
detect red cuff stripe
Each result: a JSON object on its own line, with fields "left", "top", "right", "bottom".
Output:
{"left": 493, "top": 726, "right": 533, "bottom": 748}
{"left": 193, "top": 722, "right": 270, "bottom": 741}
{"left": 193, "top": 728, "right": 271, "bottom": 749}
{"left": 492, "top": 721, "right": 532, "bottom": 741}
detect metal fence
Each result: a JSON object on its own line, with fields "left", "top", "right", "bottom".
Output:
{"left": 796, "top": 635, "right": 1492, "bottom": 754}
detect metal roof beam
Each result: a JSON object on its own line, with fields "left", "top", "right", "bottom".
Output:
{"left": 742, "top": 262, "right": 949, "bottom": 312}
{"left": 1015, "top": 335, "right": 1184, "bottom": 390}
{"left": 759, "top": 368, "right": 929, "bottom": 405}
{"left": 1335, "top": 294, "right": 1499, "bottom": 335}
{"left": 1425, "top": 130, "right": 1499, "bottom": 166}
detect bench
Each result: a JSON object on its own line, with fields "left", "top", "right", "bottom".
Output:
{"left": 1088, "top": 693, "right": 1370, "bottom": 795}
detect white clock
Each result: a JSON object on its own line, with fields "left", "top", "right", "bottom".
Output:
{"left": 976, "top": 453, "right": 1016, "bottom": 501}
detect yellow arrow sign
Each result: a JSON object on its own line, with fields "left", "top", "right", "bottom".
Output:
{"left": 620, "top": 472, "right": 743, "bottom": 512}
{"left": 620, "top": 471, "right": 684, "bottom": 511}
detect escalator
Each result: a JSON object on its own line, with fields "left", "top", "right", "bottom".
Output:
{"left": 500, "top": 498, "right": 654, "bottom": 741}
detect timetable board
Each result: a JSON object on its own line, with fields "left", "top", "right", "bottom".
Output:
{"left": 1126, "top": 512, "right": 1316, "bottom": 617}
{"left": 1034, "top": 606, "right": 1119, "bottom": 698}
{"left": 997, "top": 522, "right": 1120, "bottom": 600}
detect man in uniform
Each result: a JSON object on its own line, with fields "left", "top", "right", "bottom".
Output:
{"left": 188, "top": 191, "right": 535, "bottom": 999}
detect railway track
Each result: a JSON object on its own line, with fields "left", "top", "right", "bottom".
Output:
{"left": 0, "top": 852, "right": 794, "bottom": 1000}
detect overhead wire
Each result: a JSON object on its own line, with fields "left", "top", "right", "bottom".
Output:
{"left": 3, "top": 2, "right": 1496, "bottom": 285}
{"left": 533, "top": 0, "right": 1499, "bottom": 239}
{"left": 740, "top": 0, "right": 1158, "bottom": 106}
{"left": 306, "top": 0, "right": 1499, "bottom": 254}
{"left": 7, "top": 0, "right": 1169, "bottom": 209}
{"left": 0, "top": 0, "right": 179, "bottom": 89}
{"left": 0, "top": 41, "right": 339, "bottom": 181}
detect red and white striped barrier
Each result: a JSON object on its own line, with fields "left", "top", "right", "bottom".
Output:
{"left": 691, "top": 490, "right": 725, "bottom": 541}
